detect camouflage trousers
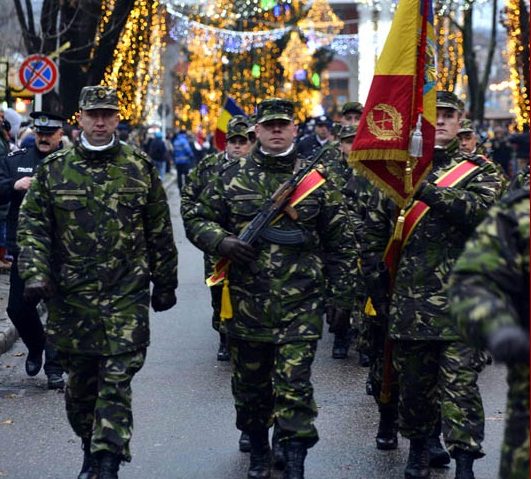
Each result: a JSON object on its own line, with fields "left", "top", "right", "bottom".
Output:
{"left": 499, "top": 364, "right": 529, "bottom": 479}
{"left": 59, "top": 348, "right": 146, "bottom": 462}
{"left": 393, "top": 340, "right": 485, "bottom": 458}
{"left": 229, "top": 338, "right": 319, "bottom": 448}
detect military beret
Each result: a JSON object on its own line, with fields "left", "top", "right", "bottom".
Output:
{"left": 256, "top": 98, "right": 294, "bottom": 124}
{"left": 457, "top": 119, "right": 475, "bottom": 135}
{"left": 339, "top": 125, "right": 357, "bottom": 140}
{"left": 436, "top": 91, "right": 464, "bottom": 111}
{"left": 341, "top": 101, "right": 364, "bottom": 115}
{"left": 29, "top": 111, "right": 65, "bottom": 133}
{"left": 79, "top": 86, "right": 119, "bottom": 111}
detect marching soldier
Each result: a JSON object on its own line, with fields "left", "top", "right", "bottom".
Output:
{"left": 181, "top": 116, "right": 252, "bottom": 364}
{"left": 17, "top": 86, "right": 178, "bottom": 479}
{"left": 183, "top": 98, "right": 357, "bottom": 479}
{"left": 450, "top": 186, "right": 529, "bottom": 479}
{"left": 361, "top": 91, "right": 506, "bottom": 479}
{"left": 340, "top": 102, "right": 364, "bottom": 127}
{"left": 0, "top": 111, "right": 65, "bottom": 389}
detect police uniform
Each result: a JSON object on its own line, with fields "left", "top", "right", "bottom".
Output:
{"left": 17, "top": 87, "right": 178, "bottom": 479}
{"left": 297, "top": 115, "right": 332, "bottom": 159}
{"left": 0, "top": 112, "right": 65, "bottom": 387}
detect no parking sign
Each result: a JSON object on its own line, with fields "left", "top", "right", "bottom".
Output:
{"left": 18, "top": 54, "right": 58, "bottom": 94}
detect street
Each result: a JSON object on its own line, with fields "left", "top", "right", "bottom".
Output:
{"left": 0, "top": 184, "right": 508, "bottom": 479}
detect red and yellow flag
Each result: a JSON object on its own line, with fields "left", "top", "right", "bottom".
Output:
{"left": 214, "top": 97, "right": 246, "bottom": 151}
{"left": 349, "top": 0, "right": 436, "bottom": 207}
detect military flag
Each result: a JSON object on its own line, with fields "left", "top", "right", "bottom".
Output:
{"left": 348, "top": 0, "right": 436, "bottom": 208}
{"left": 214, "top": 97, "right": 246, "bottom": 151}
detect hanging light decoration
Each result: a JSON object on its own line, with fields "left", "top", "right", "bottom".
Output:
{"left": 278, "top": 31, "right": 313, "bottom": 81}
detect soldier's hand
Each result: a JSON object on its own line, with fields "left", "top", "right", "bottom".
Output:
{"left": 151, "top": 288, "right": 177, "bottom": 312}
{"left": 487, "top": 325, "right": 529, "bottom": 363}
{"left": 14, "top": 176, "right": 33, "bottom": 191}
{"left": 23, "top": 279, "right": 56, "bottom": 303}
{"left": 218, "top": 236, "right": 257, "bottom": 265}
{"left": 327, "top": 307, "right": 351, "bottom": 334}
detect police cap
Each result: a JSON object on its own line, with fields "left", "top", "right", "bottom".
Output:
{"left": 29, "top": 111, "right": 65, "bottom": 133}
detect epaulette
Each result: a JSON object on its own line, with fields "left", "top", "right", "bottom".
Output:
{"left": 219, "top": 156, "right": 242, "bottom": 175}
{"left": 6, "top": 148, "right": 26, "bottom": 158}
{"left": 42, "top": 148, "right": 70, "bottom": 164}
{"left": 501, "top": 187, "right": 530, "bottom": 206}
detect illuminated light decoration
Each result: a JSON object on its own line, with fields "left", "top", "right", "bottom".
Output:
{"left": 278, "top": 31, "right": 313, "bottom": 80}
{"left": 311, "top": 72, "right": 320, "bottom": 87}
{"left": 502, "top": 0, "right": 529, "bottom": 130}
{"left": 434, "top": 15, "right": 464, "bottom": 92}
{"left": 103, "top": 0, "right": 165, "bottom": 124}
{"left": 298, "top": 0, "right": 344, "bottom": 51}
{"left": 294, "top": 69, "right": 307, "bottom": 80}
{"left": 252, "top": 64, "right": 262, "bottom": 77}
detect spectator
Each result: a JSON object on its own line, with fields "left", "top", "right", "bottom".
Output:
{"left": 148, "top": 131, "right": 168, "bottom": 180}
{"left": 172, "top": 129, "right": 194, "bottom": 191}
{"left": 489, "top": 126, "right": 513, "bottom": 176}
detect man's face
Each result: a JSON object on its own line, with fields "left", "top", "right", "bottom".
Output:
{"left": 226, "top": 136, "right": 251, "bottom": 159}
{"left": 35, "top": 129, "right": 63, "bottom": 155}
{"left": 458, "top": 132, "right": 477, "bottom": 154}
{"left": 341, "top": 112, "right": 361, "bottom": 127}
{"left": 255, "top": 119, "right": 297, "bottom": 155}
{"left": 435, "top": 107, "right": 461, "bottom": 147}
{"left": 315, "top": 124, "right": 331, "bottom": 141}
{"left": 340, "top": 136, "right": 355, "bottom": 156}
{"left": 77, "top": 109, "right": 120, "bottom": 146}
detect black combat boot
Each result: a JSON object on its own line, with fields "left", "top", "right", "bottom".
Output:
{"left": 404, "top": 439, "right": 430, "bottom": 479}
{"left": 427, "top": 436, "right": 450, "bottom": 467}
{"left": 332, "top": 331, "right": 350, "bottom": 359}
{"left": 248, "top": 430, "right": 271, "bottom": 479}
{"left": 365, "top": 374, "right": 373, "bottom": 396}
{"left": 217, "top": 332, "right": 230, "bottom": 361}
{"left": 239, "top": 431, "right": 251, "bottom": 452}
{"left": 272, "top": 425, "right": 286, "bottom": 470}
{"left": 376, "top": 408, "right": 398, "bottom": 450}
{"left": 78, "top": 438, "right": 99, "bottom": 479}
{"left": 97, "top": 451, "right": 121, "bottom": 479}
{"left": 454, "top": 449, "right": 475, "bottom": 479}
{"left": 47, "top": 373, "right": 65, "bottom": 390}
{"left": 283, "top": 440, "right": 307, "bottom": 479}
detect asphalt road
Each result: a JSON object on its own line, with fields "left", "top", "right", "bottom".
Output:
{"left": 0, "top": 184, "right": 508, "bottom": 479}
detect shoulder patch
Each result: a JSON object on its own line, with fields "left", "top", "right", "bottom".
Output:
{"left": 501, "top": 187, "right": 530, "bottom": 206}
{"left": 7, "top": 148, "right": 26, "bottom": 157}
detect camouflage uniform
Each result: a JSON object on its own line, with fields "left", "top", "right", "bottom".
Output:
{"left": 183, "top": 101, "right": 357, "bottom": 447}
{"left": 362, "top": 137, "right": 505, "bottom": 457}
{"left": 17, "top": 87, "right": 178, "bottom": 462}
{"left": 450, "top": 187, "right": 530, "bottom": 479}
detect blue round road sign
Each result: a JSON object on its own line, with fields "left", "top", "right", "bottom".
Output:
{"left": 18, "top": 54, "right": 58, "bottom": 94}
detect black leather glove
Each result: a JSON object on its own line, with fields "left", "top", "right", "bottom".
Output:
{"left": 487, "top": 325, "right": 529, "bottom": 363}
{"left": 23, "top": 279, "right": 56, "bottom": 303}
{"left": 326, "top": 307, "right": 351, "bottom": 334}
{"left": 217, "top": 236, "right": 257, "bottom": 265}
{"left": 151, "top": 287, "right": 177, "bottom": 312}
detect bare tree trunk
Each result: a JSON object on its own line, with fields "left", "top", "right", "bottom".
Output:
{"left": 519, "top": 0, "right": 530, "bottom": 98}
{"left": 462, "top": 8, "right": 480, "bottom": 120}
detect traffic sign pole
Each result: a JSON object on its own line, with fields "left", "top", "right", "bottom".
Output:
{"left": 35, "top": 94, "right": 42, "bottom": 111}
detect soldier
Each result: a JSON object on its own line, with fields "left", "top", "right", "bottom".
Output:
{"left": 457, "top": 119, "right": 481, "bottom": 155}
{"left": 0, "top": 111, "right": 66, "bottom": 389}
{"left": 297, "top": 115, "right": 333, "bottom": 159}
{"left": 450, "top": 187, "right": 529, "bottom": 479}
{"left": 181, "top": 116, "right": 252, "bottom": 363}
{"left": 183, "top": 98, "right": 356, "bottom": 479}
{"left": 361, "top": 91, "right": 506, "bottom": 479}
{"left": 17, "top": 86, "right": 178, "bottom": 479}
{"left": 340, "top": 101, "right": 364, "bottom": 127}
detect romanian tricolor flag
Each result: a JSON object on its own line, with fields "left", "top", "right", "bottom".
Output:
{"left": 214, "top": 97, "right": 246, "bottom": 151}
{"left": 348, "top": 0, "right": 436, "bottom": 207}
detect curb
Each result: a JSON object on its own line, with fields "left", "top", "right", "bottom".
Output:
{"left": 0, "top": 172, "right": 176, "bottom": 357}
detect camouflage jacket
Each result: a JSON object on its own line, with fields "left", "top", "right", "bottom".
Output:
{"left": 450, "top": 187, "right": 530, "bottom": 349}
{"left": 183, "top": 144, "right": 358, "bottom": 343}
{"left": 17, "top": 139, "right": 178, "bottom": 355}
{"left": 362, "top": 139, "right": 506, "bottom": 340}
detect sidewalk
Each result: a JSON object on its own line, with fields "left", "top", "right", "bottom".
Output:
{"left": 0, "top": 170, "right": 176, "bottom": 356}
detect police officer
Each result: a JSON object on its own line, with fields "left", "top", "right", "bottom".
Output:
{"left": 183, "top": 98, "right": 357, "bottom": 479}
{"left": 0, "top": 111, "right": 65, "bottom": 389}
{"left": 17, "top": 86, "right": 178, "bottom": 479}
{"left": 297, "top": 115, "right": 332, "bottom": 159}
